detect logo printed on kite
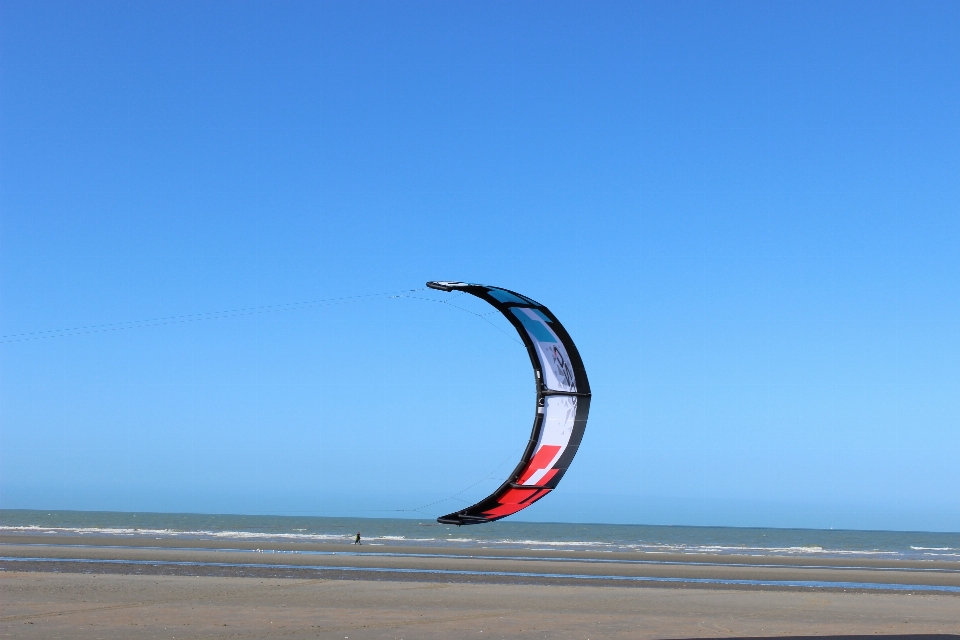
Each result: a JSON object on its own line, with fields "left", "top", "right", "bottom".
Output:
{"left": 552, "top": 346, "right": 575, "bottom": 388}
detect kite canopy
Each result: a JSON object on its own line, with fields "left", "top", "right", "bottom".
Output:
{"left": 426, "top": 281, "right": 591, "bottom": 525}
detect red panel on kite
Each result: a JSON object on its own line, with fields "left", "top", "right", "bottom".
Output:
{"left": 517, "top": 445, "right": 562, "bottom": 484}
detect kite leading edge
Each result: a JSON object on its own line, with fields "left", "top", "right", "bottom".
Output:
{"left": 426, "top": 281, "right": 591, "bottom": 525}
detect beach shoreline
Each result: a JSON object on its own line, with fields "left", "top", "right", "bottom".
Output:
{"left": 4, "top": 531, "right": 959, "bottom": 568}
{"left": 3, "top": 531, "right": 960, "bottom": 593}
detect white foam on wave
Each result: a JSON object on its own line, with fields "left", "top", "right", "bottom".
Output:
{"left": 488, "top": 539, "right": 614, "bottom": 547}
{"left": 372, "top": 536, "right": 436, "bottom": 542}
{"left": 2, "top": 526, "right": 618, "bottom": 551}
{"left": 1, "top": 525, "right": 940, "bottom": 559}
{"left": 617, "top": 542, "right": 900, "bottom": 556}
{"left": 1, "top": 525, "right": 436, "bottom": 545}
{"left": 0, "top": 525, "right": 349, "bottom": 542}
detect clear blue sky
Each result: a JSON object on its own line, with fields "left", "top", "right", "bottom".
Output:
{"left": 2, "top": 1, "right": 958, "bottom": 531}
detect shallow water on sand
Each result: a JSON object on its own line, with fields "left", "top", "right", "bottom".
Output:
{"left": 2, "top": 509, "right": 957, "bottom": 561}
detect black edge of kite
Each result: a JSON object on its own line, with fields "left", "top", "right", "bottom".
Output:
{"left": 427, "top": 281, "right": 591, "bottom": 526}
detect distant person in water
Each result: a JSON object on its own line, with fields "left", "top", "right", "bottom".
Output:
{"left": 354, "top": 532, "right": 361, "bottom": 545}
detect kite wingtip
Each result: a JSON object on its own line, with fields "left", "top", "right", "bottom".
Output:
{"left": 426, "top": 281, "right": 467, "bottom": 292}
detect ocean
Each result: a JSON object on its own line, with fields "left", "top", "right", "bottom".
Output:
{"left": 2, "top": 509, "right": 957, "bottom": 561}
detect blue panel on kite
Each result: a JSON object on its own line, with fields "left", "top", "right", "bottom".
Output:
{"left": 486, "top": 288, "right": 533, "bottom": 305}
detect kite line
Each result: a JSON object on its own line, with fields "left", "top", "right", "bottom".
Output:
{"left": 404, "top": 292, "right": 524, "bottom": 346}
{"left": 0, "top": 289, "right": 424, "bottom": 344}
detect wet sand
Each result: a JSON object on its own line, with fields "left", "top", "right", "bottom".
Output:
{"left": 2, "top": 533, "right": 959, "bottom": 638}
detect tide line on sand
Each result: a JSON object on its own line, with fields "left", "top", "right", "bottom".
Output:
{"left": 10, "top": 543, "right": 960, "bottom": 573}
{"left": 4, "top": 556, "right": 960, "bottom": 593}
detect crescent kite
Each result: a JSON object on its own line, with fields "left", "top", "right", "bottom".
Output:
{"left": 427, "top": 281, "right": 591, "bottom": 525}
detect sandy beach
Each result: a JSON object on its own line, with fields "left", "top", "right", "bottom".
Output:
{"left": 3, "top": 533, "right": 959, "bottom": 638}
